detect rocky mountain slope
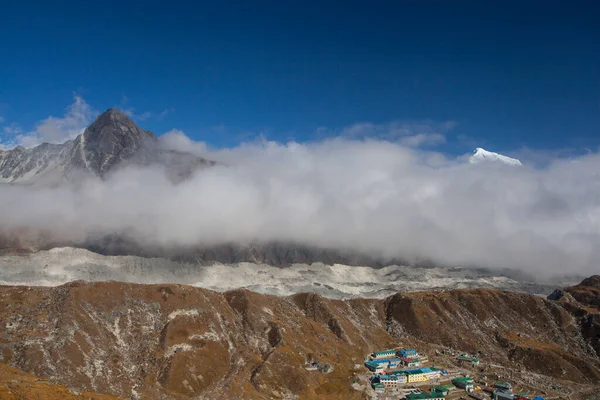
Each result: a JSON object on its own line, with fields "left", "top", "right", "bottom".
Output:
{"left": 0, "top": 278, "right": 598, "bottom": 399}
{"left": 0, "top": 108, "right": 213, "bottom": 185}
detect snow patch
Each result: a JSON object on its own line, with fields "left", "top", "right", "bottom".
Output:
{"left": 164, "top": 343, "right": 194, "bottom": 358}
{"left": 469, "top": 147, "right": 522, "bottom": 166}
{"left": 167, "top": 309, "right": 200, "bottom": 322}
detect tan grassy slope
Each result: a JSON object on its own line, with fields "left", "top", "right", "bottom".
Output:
{"left": 0, "top": 279, "right": 598, "bottom": 399}
{"left": 0, "top": 362, "right": 121, "bottom": 400}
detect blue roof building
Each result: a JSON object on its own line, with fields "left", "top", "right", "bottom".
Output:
{"left": 365, "top": 359, "right": 390, "bottom": 372}
{"left": 399, "top": 349, "right": 418, "bottom": 357}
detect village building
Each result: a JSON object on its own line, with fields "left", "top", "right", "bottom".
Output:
{"left": 420, "top": 367, "right": 442, "bottom": 380}
{"left": 380, "top": 374, "right": 400, "bottom": 388}
{"left": 405, "top": 370, "right": 427, "bottom": 383}
{"left": 405, "top": 392, "right": 446, "bottom": 400}
{"left": 456, "top": 353, "right": 480, "bottom": 366}
{"left": 365, "top": 359, "right": 390, "bottom": 372}
{"left": 433, "top": 384, "right": 455, "bottom": 395}
{"left": 493, "top": 391, "right": 514, "bottom": 400}
{"left": 387, "top": 358, "right": 402, "bottom": 368}
{"left": 371, "top": 349, "right": 397, "bottom": 359}
{"left": 494, "top": 382, "right": 512, "bottom": 391}
{"left": 432, "top": 386, "right": 449, "bottom": 396}
{"left": 400, "top": 356, "right": 421, "bottom": 367}
{"left": 398, "top": 349, "right": 418, "bottom": 358}
{"left": 372, "top": 382, "right": 385, "bottom": 393}
{"left": 452, "top": 377, "right": 475, "bottom": 392}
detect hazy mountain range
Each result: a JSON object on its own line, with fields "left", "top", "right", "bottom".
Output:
{"left": 0, "top": 109, "right": 529, "bottom": 270}
{"left": 0, "top": 108, "right": 214, "bottom": 186}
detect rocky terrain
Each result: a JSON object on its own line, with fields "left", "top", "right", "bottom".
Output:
{"left": 0, "top": 277, "right": 598, "bottom": 399}
{"left": 0, "top": 247, "right": 568, "bottom": 298}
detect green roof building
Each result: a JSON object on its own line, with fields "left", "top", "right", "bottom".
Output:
{"left": 494, "top": 381, "right": 513, "bottom": 391}
{"left": 405, "top": 392, "right": 445, "bottom": 400}
{"left": 372, "top": 382, "right": 385, "bottom": 393}
{"left": 432, "top": 386, "right": 450, "bottom": 395}
{"left": 457, "top": 354, "right": 480, "bottom": 365}
{"left": 452, "top": 377, "right": 475, "bottom": 392}
{"left": 371, "top": 349, "right": 397, "bottom": 359}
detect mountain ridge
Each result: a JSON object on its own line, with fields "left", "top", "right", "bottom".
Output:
{"left": 0, "top": 278, "right": 598, "bottom": 399}
{"left": 0, "top": 108, "right": 213, "bottom": 185}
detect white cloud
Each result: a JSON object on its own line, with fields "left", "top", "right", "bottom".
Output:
{"left": 159, "top": 129, "right": 208, "bottom": 154}
{"left": 158, "top": 108, "right": 174, "bottom": 120}
{"left": 124, "top": 109, "right": 152, "bottom": 121}
{"left": 1, "top": 133, "right": 599, "bottom": 278}
{"left": 319, "top": 120, "right": 454, "bottom": 147}
{"left": 11, "top": 96, "right": 94, "bottom": 148}
{"left": 399, "top": 133, "right": 446, "bottom": 147}
{"left": 3, "top": 123, "right": 22, "bottom": 135}
{"left": 120, "top": 95, "right": 155, "bottom": 122}
{"left": 0, "top": 123, "right": 24, "bottom": 150}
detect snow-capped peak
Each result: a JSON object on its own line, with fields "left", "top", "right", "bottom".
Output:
{"left": 469, "top": 147, "right": 522, "bottom": 166}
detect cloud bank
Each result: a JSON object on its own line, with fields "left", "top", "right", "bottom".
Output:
{"left": 0, "top": 96, "right": 94, "bottom": 148}
{"left": 0, "top": 132, "right": 599, "bottom": 278}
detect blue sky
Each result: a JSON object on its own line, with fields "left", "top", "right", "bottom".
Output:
{"left": 0, "top": 1, "right": 598, "bottom": 155}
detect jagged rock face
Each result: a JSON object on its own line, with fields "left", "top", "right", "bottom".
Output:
{"left": 0, "top": 142, "right": 75, "bottom": 184}
{"left": 566, "top": 275, "right": 600, "bottom": 309}
{"left": 580, "top": 275, "right": 600, "bottom": 289}
{"left": 0, "top": 282, "right": 599, "bottom": 399}
{"left": 68, "top": 108, "right": 156, "bottom": 176}
{"left": 0, "top": 108, "right": 212, "bottom": 185}
{"left": 547, "top": 288, "right": 576, "bottom": 303}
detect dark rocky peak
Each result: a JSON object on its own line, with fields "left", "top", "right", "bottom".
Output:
{"left": 578, "top": 275, "right": 600, "bottom": 289}
{"left": 72, "top": 108, "right": 157, "bottom": 176}
{"left": 84, "top": 108, "right": 156, "bottom": 144}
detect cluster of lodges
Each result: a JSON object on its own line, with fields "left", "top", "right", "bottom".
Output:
{"left": 371, "top": 366, "right": 445, "bottom": 390}
{"left": 365, "top": 348, "right": 428, "bottom": 373}
{"left": 367, "top": 348, "right": 446, "bottom": 394}
{"left": 365, "top": 348, "right": 545, "bottom": 400}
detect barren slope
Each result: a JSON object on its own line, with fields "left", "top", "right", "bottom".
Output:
{"left": 0, "top": 280, "right": 598, "bottom": 399}
{"left": 0, "top": 362, "right": 121, "bottom": 400}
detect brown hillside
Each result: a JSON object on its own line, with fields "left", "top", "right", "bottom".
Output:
{"left": 0, "top": 362, "right": 120, "bottom": 400}
{"left": 0, "top": 281, "right": 598, "bottom": 399}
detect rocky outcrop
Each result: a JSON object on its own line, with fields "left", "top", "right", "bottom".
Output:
{"left": 67, "top": 108, "right": 156, "bottom": 177}
{"left": 566, "top": 275, "right": 600, "bottom": 309}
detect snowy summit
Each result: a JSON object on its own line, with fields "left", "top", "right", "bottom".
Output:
{"left": 469, "top": 147, "right": 522, "bottom": 166}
